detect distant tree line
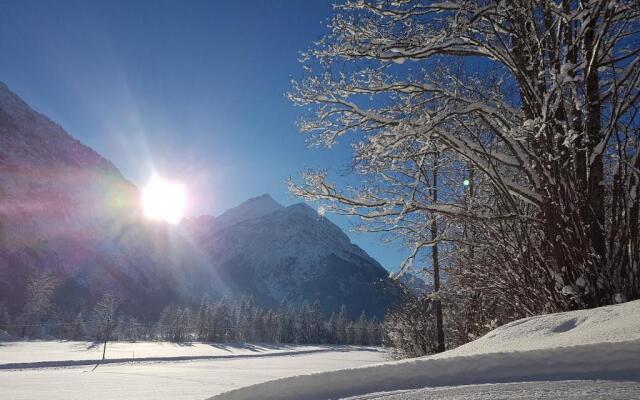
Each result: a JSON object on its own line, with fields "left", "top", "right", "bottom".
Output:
{"left": 0, "top": 272, "right": 382, "bottom": 346}
{"left": 156, "top": 297, "right": 382, "bottom": 346}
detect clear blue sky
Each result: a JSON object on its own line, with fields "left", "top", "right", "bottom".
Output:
{"left": 0, "top": 0, "right": 408, "bottom": 271}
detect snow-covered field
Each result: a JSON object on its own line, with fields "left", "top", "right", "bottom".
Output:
{"left": 3, "top": 301, "right": 640, "bottom": 400}
{"left": 0, "top": 342, "right": 386, "bottom": 399}
{"left": 0, "top": 341, "right": 341, "bottom": 367}
{"left": 210, "top": 300, "right": 640, "bottom": 400}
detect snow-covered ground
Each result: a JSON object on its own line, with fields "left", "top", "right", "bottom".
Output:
{"left": 210, "top": 300, "right": 640, "bottom": 400}
{"left": 342, "top": 380, "right": 640, "bottom": 400}
{"left": 0, "top": 342, "right": 386, "bottom": 399}
{"left": 3, "top": 301, "right": 639, "bottom": 400}
{"left": 0, "top": 341, "right": 335, "bottom": 367}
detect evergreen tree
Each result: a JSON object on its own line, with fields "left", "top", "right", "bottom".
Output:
{"left": 326, "top": 312, "right": 338, "bottom": 344}
{"left": 355, "top": 311, "right": 369, "bottom": 346}
{"left": 336, "top": 305, "right": 349, "bottom": 344}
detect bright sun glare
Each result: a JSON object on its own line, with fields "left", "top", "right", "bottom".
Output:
{"left": 142, "top": 176, "right": 186, "bottom": 224}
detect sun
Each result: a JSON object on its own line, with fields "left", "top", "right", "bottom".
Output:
{"left": 142, "top": 176, "right": 186, "bottom": 224}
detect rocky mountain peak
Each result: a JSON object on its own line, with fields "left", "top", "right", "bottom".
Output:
{"left": 214, "top": 193, "right": 284, "bottom": 229}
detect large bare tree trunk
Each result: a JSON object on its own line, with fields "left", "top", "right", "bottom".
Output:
{"left": 431, "top": 158, "right": 445, "bottom": 353}
{"left": 432, "top": 239, "right": 445, "bottom": 353}
{"left": 583, "top": 13, "right": 606, "bottom": 306}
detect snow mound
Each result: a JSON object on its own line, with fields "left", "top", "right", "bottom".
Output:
{"left": 440, "top": 299, "right": 640, "bottom": 357}
{"left": 208, "top": 300, "right": 640, "bottom": 400}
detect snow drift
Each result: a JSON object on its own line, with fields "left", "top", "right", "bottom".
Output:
{"left": 208, "top": 300, "right": 640, "bottom": 400}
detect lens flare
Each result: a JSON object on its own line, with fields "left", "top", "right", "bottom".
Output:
{"left": 142, "top": 176, "right": 186, "bottom": 224}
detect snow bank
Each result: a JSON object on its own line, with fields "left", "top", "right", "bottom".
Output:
{"left": 208, "top": 300, "right": 640, "bottom": 400}
{"left": 439, "top": 299, "right": 640, "bottom": 357}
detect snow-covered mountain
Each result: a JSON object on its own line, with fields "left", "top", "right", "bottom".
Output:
{"left": 183, "top": 197, "right": 401, "bottom": 318}
{"left": 391, "top": 270, "right": 433, "bottom": 295}
{"left": 0, "top": 82, "right": 210, "bottom": 315}
{"left": 181, "top": 194, "right": 284, "bottom": 238}
{"left": 0, "top": 82, "right": 400, "bottom": 318}
{"left": 215, "top": 194, "right": 284, "bottom": 228}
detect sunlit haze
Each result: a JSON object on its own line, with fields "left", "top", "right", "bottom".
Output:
{"left": 142, "top": 176, "right": 186, "bottom": 224}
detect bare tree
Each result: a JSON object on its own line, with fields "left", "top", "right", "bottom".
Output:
{"left": 93, "top": 293, "right": 121, "bottom": 361}
{"left": 289, "top": 0, "right": 640, "bottom": 317}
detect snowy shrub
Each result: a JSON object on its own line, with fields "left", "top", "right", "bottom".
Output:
{"left": 383, "top": 294, "right": 439, "bottom": 358}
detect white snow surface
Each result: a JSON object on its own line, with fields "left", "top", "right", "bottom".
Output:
{"left": 0, "top": 343, "right": 385, "bottom": 400}
{"left": 437, "top": 298, "right": 640, "bottom": 356}
{"left": 209, "top": 300, "right": 640, "bottom": 400}
{"left": 0, "top": 341, "right": 330, "bottom": 366}
{"left": 342, "top": 380, "right": 640, "bottom": 400}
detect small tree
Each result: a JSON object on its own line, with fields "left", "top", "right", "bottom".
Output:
{"left": 93, "top": 293, "right": 121, "bottom": 360}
